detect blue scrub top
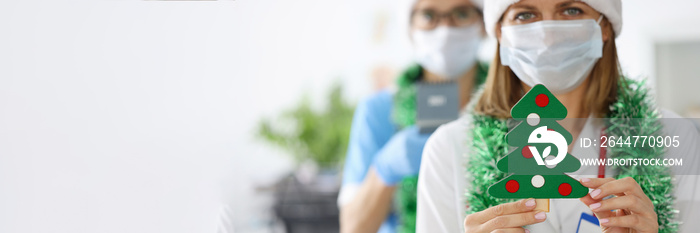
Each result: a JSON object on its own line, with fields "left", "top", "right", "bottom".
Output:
{"left": 341, "top": 89, "right": 398, "bottom": 233}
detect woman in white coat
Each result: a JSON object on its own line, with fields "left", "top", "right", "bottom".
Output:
{"left": 416, "top": 0, "right": 700, "bottom": 232}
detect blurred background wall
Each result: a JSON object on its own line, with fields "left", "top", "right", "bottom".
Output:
{"left": 0, "top": 0, "right": 698, "bottom": 233}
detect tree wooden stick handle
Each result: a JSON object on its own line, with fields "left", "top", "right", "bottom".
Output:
{"left": 535, "top": 199, "right": 550, "bottom": 212}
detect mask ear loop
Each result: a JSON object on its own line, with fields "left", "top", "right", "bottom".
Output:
{"left": 596, "top": 14, "right": 605, "bottom": 24}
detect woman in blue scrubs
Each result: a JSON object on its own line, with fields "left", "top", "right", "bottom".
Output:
{"left": 338, "top": 0, "right": 487, "bottom": 232}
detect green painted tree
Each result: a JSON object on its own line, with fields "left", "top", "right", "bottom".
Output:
{"left": 488, "top": 85, "right": 588, "bottom": 199}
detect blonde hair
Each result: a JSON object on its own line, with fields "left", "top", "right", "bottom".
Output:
{"left": 474, "top": 19, "right": 620, "bottom": 119}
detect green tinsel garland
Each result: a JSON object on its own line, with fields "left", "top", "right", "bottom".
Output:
{"left": 466, "top": 78, "right": 678, "bottom": 232}
{"left": 392, "top": 63, "right": 488, "bottom": 233}
{"left": 396, "top": 176, "right": 420, "bottom": 233}
{"left": 607, "top": 78, "right": 678, "bottom": 232}
{"left": 391, "top": 63, "right": 421, "bottom": 233}
{"left": 392, "top": 64, "right": 423, "bottom": 128}
{"left": 466, "top": 114, "right": 514, "bottom": 212}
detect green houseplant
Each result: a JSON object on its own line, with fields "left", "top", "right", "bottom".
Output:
{"left": 256, "top": 83, "right": 355, "bottom": 169}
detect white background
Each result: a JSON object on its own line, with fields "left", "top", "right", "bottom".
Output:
{"left": 0, "top": 0, "right": 698, "bottom": 233}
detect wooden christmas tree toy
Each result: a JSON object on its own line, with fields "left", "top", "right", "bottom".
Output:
{"left": 487, "top": 84, "right": 588, "bottom": 212}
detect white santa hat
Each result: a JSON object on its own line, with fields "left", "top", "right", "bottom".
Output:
{"left": 484, "top": 0, "right": 623, "bottom": 38}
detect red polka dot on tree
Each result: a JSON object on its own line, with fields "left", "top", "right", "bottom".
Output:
{"left": 536, "top": 94, "right": 549, "bottom": 107}
{"left": 506, "top": 180, "right": 519, "bottom": 193}
{"left": 558, "top": 183, "right": 572, "bottom": 196}
{"left": 522, "top": 146, "right": 533, "bottom": 159}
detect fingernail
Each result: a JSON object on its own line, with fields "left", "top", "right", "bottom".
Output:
{"left": 525, "top": 229, "right": 530, "bottom": 233}
{"left": 599, "top": 218, "right": 609, "bottom": 224}
{"left": 526, "top": 199, "right": 536, "bottom": 207}
{"left": 581, "top": 178, "right": 590, "bottom": 183}
{"left": 535, "top": 212, "right": 546, "bottom": 220}
{"left": 589, "top": 203, "right": 601, "bottom": 210}
{"left": 590, "top": 189, "right": 601, "bottom": 198}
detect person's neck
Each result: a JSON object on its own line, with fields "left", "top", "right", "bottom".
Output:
{"left": 423, "top": 66, "right": 477, "bottom": 108}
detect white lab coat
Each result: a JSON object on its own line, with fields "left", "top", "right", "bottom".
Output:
{"left": 416, "top": 110, "right": 700, "bottom": 233}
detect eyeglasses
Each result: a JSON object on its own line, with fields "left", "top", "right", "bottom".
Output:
{"left": 411, "top": 6, "right": 482, "bottom": 30}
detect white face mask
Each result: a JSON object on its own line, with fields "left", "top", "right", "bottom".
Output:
{"left": 499, "top": 17, "right": 604, "bottom": 94}
{"left": 412, "top": 25, "right": 482, "bottom": 80}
